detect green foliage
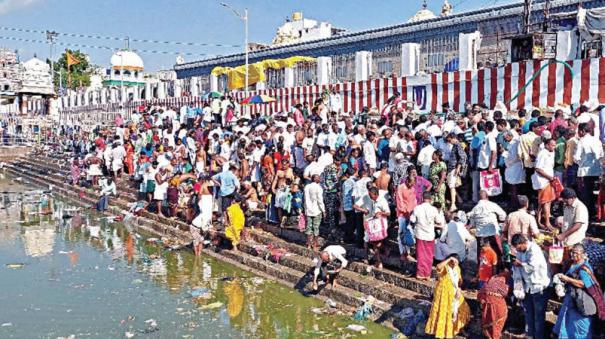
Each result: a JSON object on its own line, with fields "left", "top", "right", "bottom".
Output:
{"left": 48, "top": 50, "right": 92, "bottom": 90}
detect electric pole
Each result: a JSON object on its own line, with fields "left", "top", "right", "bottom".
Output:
{"left": 46, "top": 30, "right": 59, "bottom": 90}
{"left": 543, "top": 0, "right": 551, "bottom": 32}
{"left": 523, "top": 0, "right": 533, "bottom": 34}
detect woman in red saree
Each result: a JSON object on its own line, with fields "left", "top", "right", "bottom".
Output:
{"left": 478, "top": 270, "right": 511, "bottom": 339}
{"left": 124, "top": 141, "right": 135, "bottom": 175}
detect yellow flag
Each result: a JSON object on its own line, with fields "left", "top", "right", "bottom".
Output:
{"left": 66, "top": 51, "right": 80, "bottom": 68}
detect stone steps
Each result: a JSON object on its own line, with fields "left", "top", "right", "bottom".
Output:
{"left": 9, "top": 155, "right": 563, "bottom": 335}
{"left": 4, "top": 161, "right": 416, "bottom": 332}
{"left": 15, "top": 157, "right": 450, "bottom": 300}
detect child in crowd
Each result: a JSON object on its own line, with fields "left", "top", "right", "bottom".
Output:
{"left": 478, "top": 238, "right": 498, "bottom": 288}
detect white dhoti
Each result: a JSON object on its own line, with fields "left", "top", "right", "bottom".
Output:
{"left": 87, "top": 164, "right": 102, "bottom": 177}
{"left": 112, "top": 159, "right": 123, "bottom": 172}
{"left": 192, "top": 194, "right": 213, "bottom": 232}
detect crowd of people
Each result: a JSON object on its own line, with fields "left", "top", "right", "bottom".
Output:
{"left": 58, "top": 90, "right": 605, "bottom": 338}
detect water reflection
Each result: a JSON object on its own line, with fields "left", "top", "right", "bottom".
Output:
{"left": 0, "top": 183, "right": 390, "bottom": 338}
{"left": 22, "top": 227, "right": 55, "bottom": 257}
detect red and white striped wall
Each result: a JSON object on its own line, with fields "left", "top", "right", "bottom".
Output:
{"left": 59, "top": 56, "right": 605, "bottom": 115}
{"left": 232, "top": 57, "right": 605, "bottom": 114}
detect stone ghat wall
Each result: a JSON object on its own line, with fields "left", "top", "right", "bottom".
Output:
{"left": 0, "top": 146, "right": 33, "bottom": 161}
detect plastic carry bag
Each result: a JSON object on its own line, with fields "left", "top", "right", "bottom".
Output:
{"left": 480, "top": 169, "right": 503, "bottom": 196}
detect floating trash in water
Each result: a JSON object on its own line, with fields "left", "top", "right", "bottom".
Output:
{"left": 144, "top": 319, "right": 157, "bottom": 327}
{"left": 88, "top": 226, "right": 101, "bottom": 238}
{"left": 198, "top": 302, "right": 223, "bottom": 310}
{"left": 311, "top": 307, "right": 323, "bottom": 315}
{"left": 107, "top": 266, "right": 115, "bottom": 271}
{"left": 346, "top": 324, "right": 367, "bottom": 333}
{"left": 325, "top": 298, "right": 337, "bottom": 308}
{"left": 190, "top": 288, "right": 211, "bottom": 299}
{"left": 6, "top": 263, "right": 25, "bottom": 269}
{"left": 131, "top": 279, "right": 143, "bottom": 285}
{"left": 1, "top": 322, "right": 12, "bottom": 327}
{"left": 250, "top": 277, "right": 264, "bottom": 285}
{"left": 125, "top": 331, "right": 135, "bottom": 338}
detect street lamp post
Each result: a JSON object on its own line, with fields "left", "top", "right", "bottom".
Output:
{"left": 220, "top": 2, "right": 249, "bottom": 96}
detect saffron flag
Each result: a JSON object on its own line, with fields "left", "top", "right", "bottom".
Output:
{"left": 66, "top": 51, "right": 80, "bottom": 68}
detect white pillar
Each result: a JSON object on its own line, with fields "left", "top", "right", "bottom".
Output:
{"left": 158, "top": 82, "right": 166, "bottom": 100}
{"left": 100, "top": 88, "right": 107, "bottom": 104}
{"left": 110, "top": 88, "right": 117, "bottom": 103}
{"left": 190, "top": 77, "right": 200, "bottom": 97}
{"left": 90, "top": 90, "right": 97, "bottom": 105}
{"left": 145, "top": 82, "right": 152, "bottom": 100}
{"left": 284, "top": 67, "right": 295, "bottom": 88}
{"left": 401, "top": 43, "right": 421, "bottom": 77}
{"left": 459, "top": 31, "right": 481, "bottom": 71}
{"left": 174, "top": 80, "right": 182, "bottom": 98}
{"left": 210, "top": 75, "right": 219, "bottom": 93}
{"left": 355, "top": 51, "right": 372, "bottom": 82}
{"left": 256, "top": 81, "right": 266, "bottom": 91}
{"left": 316, "top": 57, "right": 332, "bottom": 85}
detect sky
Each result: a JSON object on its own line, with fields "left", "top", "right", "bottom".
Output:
{"left": 0, "top": 0, "right": 518, "bottom": 71}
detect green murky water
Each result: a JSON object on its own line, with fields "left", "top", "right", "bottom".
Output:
{"left": 0, "top": 179, "right": 391, "bottom": 338}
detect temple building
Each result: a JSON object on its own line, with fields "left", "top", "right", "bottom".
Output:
{"left": 17, "top": 56, "right": 54, "bottom": 115}
{"left": 102, "top": 49, "right": 146, "bottom": 102}
{"left": 272, "top": 12, "right": 345, "bottom": 45}
{"left": 174, "top": 0, "right": 604, "bottom": 90}
{"left": 53, "top": 0, "right": 605, "bottom": 116}
{"left": 0, "top": 48, "right": 21, "bottom": 111}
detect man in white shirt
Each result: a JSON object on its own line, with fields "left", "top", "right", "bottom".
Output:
{"left": 574, "top": 122, "right": 603, "bottom": 216}
{"left": 511, "top": 234, "right": 550, "bottom": 339}
{"left": 532, "top": 138, "right": 556, "bottom": 229}
{"left": 363, "top": 132, "right": 377, "bottom": 174}
{"left": 329, "top": 89, "right": 342, "bottom": 115}
{"left": 411, "top": 192, "right": 445, "bottom": 280}
{"left": 353, "top": 187, "right": 390, "bottom": 269}
{"left": 467, "top": 190, "right": 506, "bottom": 265}
{"left": 111, "top": 142, "right": 126, "bottom": 178}
{"left": 312, "top": 245, "right": 347, "bottom": 290}
{"left": 558, "top": 188, "right": 589, "bottom": 248}
{"left": 303, "top": 155, "right": 324, "bottom": 181}
{"left": 316, "top": 124, "right": 330, "bottom": 152}
{"left": 304, "top": 174, "right": 325, "bottom": 250}
{"left": 435, "top": 211, "right": 473, "bottom": 262}
{"left": 472, "top": 121, "right": 498, "bottom": 202}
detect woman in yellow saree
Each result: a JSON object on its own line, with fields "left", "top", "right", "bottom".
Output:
{"left": 225, "top": 196, "right": 245, "bottom": 250}
{"left": 425, "top": 254, "right": 471, "bottom": 338}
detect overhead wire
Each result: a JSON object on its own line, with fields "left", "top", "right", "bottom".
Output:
{"left": 0, "top": 36, "right": 214, "bottom": 56}
{"left": 0, "top": 26, "right": 240, "bottom": 48}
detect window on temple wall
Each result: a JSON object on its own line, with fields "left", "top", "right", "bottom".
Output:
{"left": 581, "top": 39, "right": 602, "bottom": 59}
{"left": 265, "top": 68, "right": 285, "bottom": 89}
{"left": 123, "top": 70, "right": 131, "bottom": 76}
{"left": 293, "top": 62, "right": 316, "bottom": 86}
{"left": 420, "top": 34, "right": 459, "bottom": 73}
{"left": 377, "top": 61, "right": 392, "bottom": 76}
{"left": 331, "top": 54, "right": 355, "bottom": 83}
{"left": 218, "top": 74, "right": 228, "bottom": 92}
{"left": 114, "top": 69, "right": 120, "bottom": 76}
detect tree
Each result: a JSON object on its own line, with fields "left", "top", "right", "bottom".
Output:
{"left": 49, "top": 49, "right": 92, "bottom": 90}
